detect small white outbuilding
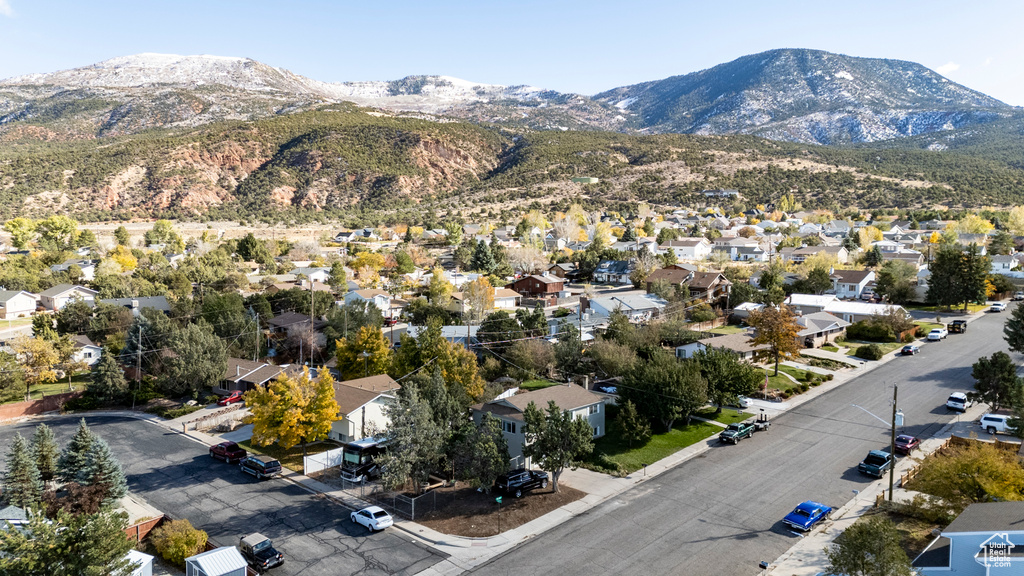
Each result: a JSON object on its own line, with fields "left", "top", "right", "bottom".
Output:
{"left": 126, "top": 549, "right": 154, "bottom": 576}
{"left": 185, "top": 546, "right": 248, "bottom": 576}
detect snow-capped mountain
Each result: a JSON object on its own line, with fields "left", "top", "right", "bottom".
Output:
{"left": 0, "top": 49, "right": 1018, "bottom": 144}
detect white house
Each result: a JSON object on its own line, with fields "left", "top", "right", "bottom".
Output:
{"left": 0, "top": 290, "right": 37, "bottom": 319}
{"left": 38, "top": 284, "right": 98, "bottom": 312}
{"left": 49, "top": 258, "right": 97, "bottom": 281}
{"left": 291, "top": 267, "right": 330, "bottom": 283}
{"left": 329, "top": 375, "right": 401, "bottom": 443}
{"left": 185, "top": 546, "right": 247, "bottom": 576}
{"left": 785, "top": 293, "right": 909, "bottom": 324}
{"left": 587, "top": 292, "right": 668, "bottom": 323}
{"left": 343, "top": 289, "right": 392, "bottom": 317}
{"left": 659, "top": 238, "right": 713, "bottom": 261}
{"left": 914, "top": 501, "right": 1024, "bottom": 575}
{"left": 991, "top": 254, "right": 1016, "bottom": 274}
{"left": 472, "top": 384, "right": 605, "bottom": 467}
{"left": 830, "top": 269, "right": 876, "bottom": 300}
{"left": 493, "top": 288, "right": 522, "bottom": 310}
{"left": 71, "top": 335, "right": 103, "bottom": 367}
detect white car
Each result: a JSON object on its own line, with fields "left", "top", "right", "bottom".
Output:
{"left": 351, "top": 506, "right": 393, "bottom": 532}
{"left": 990, "top": 302, "right": 1007, "bottom": 312}
{"left": 927, "top": 328, "right": 948, "bottom": 341}
{"left": 729, "top": 396, "right": 753, "bottom": 409}
{"left": 946, "top": 392, "right": 972, "bottom": 412}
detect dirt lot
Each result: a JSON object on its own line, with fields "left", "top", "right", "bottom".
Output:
{"left": 412, "top": 481, "right": 585, "bottom": 538}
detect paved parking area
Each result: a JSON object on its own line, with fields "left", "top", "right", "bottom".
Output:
{"left": 0, "top": 415, "right": 446, "bottom": 576}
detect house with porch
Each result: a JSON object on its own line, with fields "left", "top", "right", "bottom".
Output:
{"left": 506, "top": 274, "right": 564, "bottom": 305}
{"left": 471, "top": 384, "right": 605, "bottom": 468}
{"left": 830, "top": 269, "right": 876, "bottom": 300}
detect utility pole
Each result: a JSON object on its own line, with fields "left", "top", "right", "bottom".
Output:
{"left": 132, "top": 324, "right": 142, "bottom": 411}
{"left": 309, "top": 282, "right": 315, "bottom": 366}
{"left": 253, "top": 313, "right": 259, "bottom": 362}
{"left": 889, "top": 384, "right": 898, "bottom": 502}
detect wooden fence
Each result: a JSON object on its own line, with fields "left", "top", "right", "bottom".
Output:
{"left": 124, "top": 515, "right": 165, "bottom": 543}
{"left": 0, "top": 391, "right": 82, "bottom": 422}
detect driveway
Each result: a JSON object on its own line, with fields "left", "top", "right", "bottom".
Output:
{"left": 0, "top": 415, "right": 445, "bottom": 576}
{"left": 473, "top": 305, "right": 1015, "bottom": 575}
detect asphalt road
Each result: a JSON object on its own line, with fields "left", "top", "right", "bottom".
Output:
{"left": 473, "top": 307, "right": 1014, "bottom": 576}
{"left": 0, "top": 415, "right": 445, "bottom": 576}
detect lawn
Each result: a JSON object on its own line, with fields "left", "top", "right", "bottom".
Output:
{"left": 845, "top": 341, "right": 903, "bottom": 357}
{"left": 0, "top": 372, "right": 90, "bottom": 405}
{"left": 777, "top": 364, "right": 820, "bottom": 382}
{"left": 914, "top": 321, "right": 945, "bottom": 334}
{"left": 821, "top": 345, "right": 839, "bottom": 352}
{"left": 520, "top": 379, "right": 561, "bottom": 391}
{"left": 708, "top": 325, "right": 746, "bottom": 335}
{"left": 907, "top": 303, "right": 989, "bottom": 314}
{"left": 695, "top": 406, "right": 751, "bottom": 426}
{"left": 765, "top": 372, "right": 801, "bottom": 394}
{"left": 585, "top": 419, "right": 721, "bottom": 475}
{"left": 238, "top": 439, "right": 342, "bottom": 473}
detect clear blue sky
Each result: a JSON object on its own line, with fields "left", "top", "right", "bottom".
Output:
{"left": 1, "top": 0, "right": 1022, "bottom": 105}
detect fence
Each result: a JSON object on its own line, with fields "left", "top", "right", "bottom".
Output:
{"left": 0, "top": 391, "right": 82, "bottom": 422}
{"left": 373, "top": 489, "right": 445, "bottom": 521}
{"left": 124, "top": 514, "right": 165, "bottom": 543}
{"left": 303, "top": 446, "right": 346, "bottom": 475}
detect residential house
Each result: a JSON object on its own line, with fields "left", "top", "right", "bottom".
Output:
{"left": 593, "top": 260, "right": 635, "bottom": 285}
{"left": 822, "top": 220, "right": 852, "bottom": 237}
{"left": 586, "top": 292, "right": 668, "bottom": 323}
{"left": 830, "top": 270, "right": 876, "bottom": 300}
{"left": 406, "top": 324, "right": 480, "bottom": 347}
{"left": 185, "top": 546, "right": 248, "bottom": 576}
{"left": 329, "top": 374, "right": 401, "bottom": 443}
{"left": 50, "top": 258, "right": 97, "bottom": 281}
{"left": 545, "top": 263, "right": 578, "bottom": 280}
{"left": 0, "top": 290, "right": 37, "bottom": 319}
{"left": 881, "top": 249, "right": 925, "bottom": 267}
{"left": 39, "top": 284, "right": 98, "bottom": 312}
{"left": 784, "top": 293, "right": 909, "bottom": 324}
{"left": 344, "top": 289, "right": 393, "bottom": 317}
{"left": 797, "top": 312, "right": 851, "bottom": 348}
{"left": 99, "top": 296, "right": 171, "bottom": 317}
{"left": 506, "top": 274, "right": 564, "bottom": 300}
{"left": 676, "top": 333, "right": 769, "bottom": 361}
{"left": 701, "top": 188, "right": 740, "bottom": 198}
{"left": 71, "top": 335, "right": 103, "bottom": 366}
{"left": 267, "top": 311, "right": 325, "bottom": 336}
{"left": 291, "top": 267, "right": 330, "bottom": 284}
{"left": 686, "top": 271, "right": 732, "bottom": 305}
{"left": 472, "top": 384, "right": 605, "bottom": 467}
{"left": 913, "top": 501, "right": 1024, "bottom": 575}
{"left": 782, "top": 246, "right": 850, "bottom": 265}
{"left": 730, "top": 302, "right": 765, "bottom": 320}
{"left": 220, "top": 359, "right": 290, "bottom": 392}
{"left": 991, "top": 254, "right": 1016, "bottom": 274}
{"left": 494, "top": 288, "right": 522, "bottom": 310}
{"left": 660, "top": 238, "right": 713, "bottom": 261}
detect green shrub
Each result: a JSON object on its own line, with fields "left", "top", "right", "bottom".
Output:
{"left": 847, "top": 321, "right": 896, "bottom": 342}
{"left": 901, "top": 332, "right": 917, "bottom": 343}
{"left": 856, "top": 344, "right": 886, "bottom": 360}
{"left": 61, "top": 395, "right": 98, "bottom": 413}
{"left": 204, "top": 395, "right": 220, "bottom": 405}
{"left": 804, "top": 370, "right": 815, "bottom": 382}
{"left": 825, "top": 374, "right": 834, "bottom": 381}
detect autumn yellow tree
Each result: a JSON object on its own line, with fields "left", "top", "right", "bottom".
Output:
{"left": 108, "top": 246, "right": 138, "bottom": 272}
{"left": 857, "top": 226, "right": 884, "bottom": 250}
{"left": 245, "top": 367, "right": 340, "bottom": 456}
{"left": 748, "top": 305, "right": 803, "bottom": 376}
{"left": 1007, "top": 206, "right": 1024, "bottom": 236}
{"left": 956, "top": 214, "right": 995, "bottom": 235}
{"left": 427, "top": 266, "right": 453, "bottom": 307}
{"left": 463, "top": 276, "right": 494, "bottom": 325}
{"left": 11, "top": 335, "right": 59, "bottom": 400}
{"left": 335, "top": 325, "right": 393, "bottom": 380}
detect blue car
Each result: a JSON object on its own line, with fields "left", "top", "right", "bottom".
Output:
{"left": 783, "top": 501, "right": 832, "bottom": 532}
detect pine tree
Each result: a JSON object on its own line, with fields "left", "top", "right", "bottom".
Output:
{"left": 78, "top": 437, "right": 129, "bottom": 504}
{"left": 2, "top": 433, "right": 43, "bottom": 508}
{"left": 619, "top": 400, "right": 651, "bottom": 448}
{"left": 471, "top": 240, "right": 496, "bottom": 274}
{"left": 31, "top": 423, "right": 59, "bottom": 485}
{"left": 89, "top": 347, "right": 128, "bottom": 404}
{"left": 57, "top": 418, "right": 95, "bottom": 483}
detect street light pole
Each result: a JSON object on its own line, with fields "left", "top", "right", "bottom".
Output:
{"left": 360, "top": 350, "right": 371, "bottom": 378}
{"left": 889, "top": 384, "right": 898, "bottom": 502}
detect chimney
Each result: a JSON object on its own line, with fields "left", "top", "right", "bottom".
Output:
{"left": 236, "top": 366, "right": 240, "bottom": 376}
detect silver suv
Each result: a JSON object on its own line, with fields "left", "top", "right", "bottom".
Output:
{"left": 979, "top": 414, "right": 1012, "bottom": 435}
{"left": 946, "top": 392, "right": 972, "bottom": 412}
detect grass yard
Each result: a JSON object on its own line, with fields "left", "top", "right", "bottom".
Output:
{"left": 695, "top": 407, "right": 751, "bottom": 426}
{"left": 238, "top": 439, "right": 342, "bottom": 473}
{"left": 821, "top": 345, "right": 839, "bottom": 352}
{"left": 845, "top": 341, "right": 904, "bottom": 357}
{"left": 520, "top": 379, "right": 561, "bottom": 391}
{"left": 800, "top": 354, "right": 858, "bottom": 370}
{"left": 907, "top": 303, "right": 989, "bottom": 314}
{"left": 585, "top": 420, "right": 721, "bottom": 475}
{"left": 0, "top": 372, "right": 90, "bottom": 405}
{"left": 766, "top": 372, "right": 801, "bottom": 394}
{"left": 708, "top": 325, "right": 746, "bottom": 335}
{"left": 914, "top": 321, "right": 945, "bottom": 334}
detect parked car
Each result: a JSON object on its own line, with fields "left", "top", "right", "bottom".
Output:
{"left": 900, "top": 344, "right": 920, "bottom": 356}
{"left": 946, "top": 392, "right": 973, "bottom": 412}
{"left": 217, "top": 390, "right": 244, "bottom": 406}
{"left": 894, "top": 435, "right": 920, "bottom": 455}
{"left": 858, "top": 450, "right": 894, "bottom": 478}
{"left": 240, "top": 455, "right": 282, "bottom": 480}
{"left": 1015, "top": 291, "right": 1024, "bottom": 301}
{"left": 948, "top": 320, "right": 968, "bottom": 334}
{"left": 728, "top": 396, "right": 753, "bottom": 409}
{"left": 980, "top": 413, "right": 1012, "bottom": 435}
{"left": 239, "top": 533, "right": 284, "bottom": 572}
{"left": 209, "top": 441, "right": 247, "bottom": 463}
{"left": 494, "top": 468, "right": 549, "bottom": 498}
{"left": 719, "top": 422, "right": 755, "bottom": 444}
{"left": 990, "top": 302, "right": 1007, "bottom": 312}
{"left": 383, "top": 317, "right": 399, "bottom": 327}
{"left": 351, "top": 506, "right": 394, "bottom": 532}
{"left": 927, "top": 328, "right": 948, "bottom": 341}
{"left": 783, "top": 501, "right": 832, "bottom": 532}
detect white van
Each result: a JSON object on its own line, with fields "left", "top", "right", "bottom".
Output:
{"left": 979, "top": 414, "right": 1012, "bottom": 434}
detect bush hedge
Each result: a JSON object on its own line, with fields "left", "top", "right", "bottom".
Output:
{"left": 856, "top": 344, "right": 886, "bottom": 360}
{"left": 847, "top": 321, "right": 896, "bottom": 342}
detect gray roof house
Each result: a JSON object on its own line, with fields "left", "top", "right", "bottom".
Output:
{"left": 914, "top": 501, "right": 1024, "bottom": 575}
{"left": 472, "top": 384, "right": 605, "bottom": 468}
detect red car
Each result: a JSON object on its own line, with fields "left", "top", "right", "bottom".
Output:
{"left": 209, "top": 441, "right": 247, "bottom": 463}
{"left": 894, "top": 434, "right": 920, "bottom": 455}
{"left": 217, "top": 391, "right": 244, "bottom": 406}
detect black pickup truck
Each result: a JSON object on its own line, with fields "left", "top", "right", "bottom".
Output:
{"left": 240, "top": 533, "right": 284, "bottom": 572}
{"left": 948, "top": 320, "right": 967, "bottom": 334}
{"left": 494, "top": 468, "right": 549, "bottom": 498}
